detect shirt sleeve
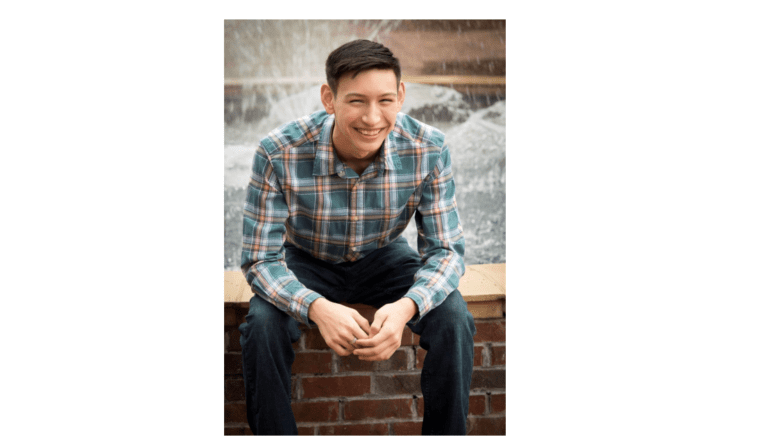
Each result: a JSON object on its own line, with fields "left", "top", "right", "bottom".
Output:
{"left": 241, "top": 145, "right": 323, "bottom": 325}
{"left": 404, "top": 143, "right": 466, "bottom": 323}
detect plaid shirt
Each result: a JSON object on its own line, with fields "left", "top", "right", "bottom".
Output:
{"left": 241, "top": 110, "right": 465, "bottom": 325}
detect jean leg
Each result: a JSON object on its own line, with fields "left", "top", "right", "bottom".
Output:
{"left": 283, "top": 243, "right": 346, "bottom": 303}
{"left": 409, "top": 290, "right": 476, "bottom": 435}
{"left": 239, "top": 295, "right": 302, "bottom": 435}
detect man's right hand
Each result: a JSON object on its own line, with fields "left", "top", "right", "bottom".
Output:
{"left": 308, "top": 298, "right": 371, "bottom": 356}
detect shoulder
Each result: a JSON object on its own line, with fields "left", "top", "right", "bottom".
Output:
{"left": 257, "top": 110, "right": 330, "bottom": 157}
{"left": 390, "top": 113, "right": 449, "bottom": 174}
{"left": 391, "top": 112, "right": 446, "bottom": 151}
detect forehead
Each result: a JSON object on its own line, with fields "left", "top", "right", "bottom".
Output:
{"left": 338, "top": 69, "right": 398, "bottom": 96}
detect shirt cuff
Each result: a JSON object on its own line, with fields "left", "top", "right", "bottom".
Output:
{"left": 403, "top": 288, "right": 430, "bottom": 325}
{"left": 299, "top": 292, "right": 326, "bottom": 327}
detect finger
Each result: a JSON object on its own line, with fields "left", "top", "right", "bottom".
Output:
{"left": 356, "top": 343, "right": 392, "bottom": 361}
{"left": 347, "top": 336, "right": 362, "bottom": 352}
{"left": 332, "top": 342, "right": 352, "bottom": 356}
{"left": 353, "top": 329, "right": 388, "bottom": 349}
{"left": 353, "top": 314, "right": 371, "bottom": 338}
{"left": 350, "top": 323, "right": 370, "bottom": 343}
{"left": 370, "top": 312, "right": 387, "bottom": 337}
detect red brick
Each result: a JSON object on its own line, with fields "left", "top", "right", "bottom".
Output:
{"left": 471, "top": 368, "right": 506, "bottom": 390}
{"left": 225, "top": 378, "right": 245, "bottom": 402}
{"left": 225, "top": 352, "right": 242, "bottom": 375}
{"left": 224, "top": 305, "right": 248, "bottom": 329}
{"left": 373, "top": 373, "right": 422, "bottom": 395}
{"left": 469, "top": 394, "right": 487, "bottom": 416}
{"left": 291, "top": 400, "right": 339, "bottom": 422}
{"left": 236, "top": 307, "right": 248, "bottom": 320}
{"left": 225, "top": 306, "right": 237, "bottom": 328}
{"left": 227, "top": 328, "right": 242, "bottom": 352}
{"left": 392, "top": 420, "right": 423, "bottom": 435}
{"left": 400, "top": 327, "right": 419, "bottom": 345}
{"left": 467, "top": 416, "right": 506, "bottom": 435}
{"left": 343, "top": 398, "right": 413, "bottom": 420}
{"left": 473, "top": 320, "right": 506, "bottom": 343}
{"left": 300, "top": 375, "right": 371, "bottom": 398}
{"left": 224, "top": 402, "right": 247, "bottom": 423}
{"left": 416, "top": 347, "right": 426, "bottom": 368}
{"left": 297, "top": 425, "right": 315, "bottom": 435}
{"left": 417, "top": 394, "right": 486, "bottom": 417}
{"left": 491, "top": 393, "right": 506, "bottom": 413}
{"left": 355, "top": 306, "right": 377, "bottom": 322}
{"left": 303, "top": 327, "right": 330, "bottom": 350}
{"left": 492, "top": 345, "right": 506, "bottom": 366}
{"left": 292, "top": 351, "right": 333, "bottom": 374}
{"left": 339, "top": 348, "right": 409, "bottom": 372}
{"left": 224, "top": 424, "right": 252, "bottom": 435}
{"left": 416, "top": 346, "right": 483, "bottom": 368}
{"left": 318, "top": 423, "right": 389, "bottom": 435}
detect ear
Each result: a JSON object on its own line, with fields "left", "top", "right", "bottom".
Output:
{"left": 397, "top": 81, "right": 406, "bottom": 112}
{"left": 320, "top": 84, "right": 335, "bottom": 114}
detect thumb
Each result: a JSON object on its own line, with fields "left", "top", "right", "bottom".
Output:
{"left": 370, "top": 311, "right": 387, "bottom": 337}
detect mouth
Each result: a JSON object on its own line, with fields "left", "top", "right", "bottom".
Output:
{"left": 354, "top": 127, "right": 384, "bottom": 138}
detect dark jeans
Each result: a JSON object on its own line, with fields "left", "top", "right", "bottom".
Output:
{"left": 239, "top": 237, "right": 476, "bottom": 435}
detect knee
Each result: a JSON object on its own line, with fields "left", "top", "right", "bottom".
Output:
{"left": 239, "top": 295, "right": 300, "bottom": 347}
{"left": 420, "top": 291, "right": 475, "bottom": 346}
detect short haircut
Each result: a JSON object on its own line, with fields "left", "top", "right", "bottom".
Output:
{"left": 325, "top": 39, "right": 402, "bottom": 96}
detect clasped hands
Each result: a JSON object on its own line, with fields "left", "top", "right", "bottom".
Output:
{"left": 308, "top": 297, "right": 417, "bottom": 361}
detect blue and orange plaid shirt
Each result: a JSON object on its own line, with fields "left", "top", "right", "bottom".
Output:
{"left": 241, "top": 110, "right": 465, "bottom": 325}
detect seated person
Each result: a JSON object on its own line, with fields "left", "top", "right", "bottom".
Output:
{"left": 239, "top": 39, "right": 475, "bottom": 435}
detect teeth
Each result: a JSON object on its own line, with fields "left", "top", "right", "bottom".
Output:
{"left": 356, "top": 128, "right": 381, "bottom": 136}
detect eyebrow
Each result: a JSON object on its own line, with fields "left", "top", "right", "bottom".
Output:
{"left": 344, "top": 92, "right": 397, "bottom": 98}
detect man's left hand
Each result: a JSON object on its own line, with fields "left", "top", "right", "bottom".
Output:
{"left": 352, "top": 298, "right": 417, "bottom": 361}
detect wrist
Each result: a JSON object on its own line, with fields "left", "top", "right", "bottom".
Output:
{"left": 308, "top": 297, "right": 329, "bottom": 323}
{"left": 399, "top": 297, "right": 418, "bottom": 321}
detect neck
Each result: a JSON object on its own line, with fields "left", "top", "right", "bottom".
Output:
{"left": 339, "top": 153, "right": 376, "bottom": 176}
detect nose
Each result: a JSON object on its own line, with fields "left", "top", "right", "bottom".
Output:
{"left": 362, "top": 103, "right": 380, "bottom": 126}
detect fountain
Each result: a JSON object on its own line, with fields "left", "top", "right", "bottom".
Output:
{"left": 224, "top": 20, "right": 506, "bottom": 269}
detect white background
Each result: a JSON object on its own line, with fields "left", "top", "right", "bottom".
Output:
{"left": 1, "top": 1, "right": 775, "bottom": 436}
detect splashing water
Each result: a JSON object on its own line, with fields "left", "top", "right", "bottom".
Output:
{"left": 224, "top": 20, "right": 505, "bottom": 269}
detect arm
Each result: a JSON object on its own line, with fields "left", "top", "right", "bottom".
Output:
{"left": 353, "top": 144, "right": 465, "bottom": 361}
{"left": 241, "top": 145, "right": 323, "bottom": 325}
{"left": 404, "top": 143, "right": 466, "bottom": 322}
{"left": 242, "top": 146, "right": 370, "bottom": 352}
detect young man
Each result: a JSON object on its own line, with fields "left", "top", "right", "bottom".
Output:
{"left": 239, "top": 39, "right": 475, "bottom": 435}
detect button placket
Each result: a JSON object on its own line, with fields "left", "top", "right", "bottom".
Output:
{"left": 348, "top": 178, "right": 359, "bottom": 255}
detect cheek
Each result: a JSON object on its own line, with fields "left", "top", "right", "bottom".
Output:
{"left": 382, "top": 110, "right": 397, "bottom": 125}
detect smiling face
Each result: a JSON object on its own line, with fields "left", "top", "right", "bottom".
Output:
{"left": 321, "top": 69, "right": 405, "bottom": 172}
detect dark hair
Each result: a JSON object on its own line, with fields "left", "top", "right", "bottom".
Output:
{"left": 325, "top": 39, "right": 401, "bottom": 96}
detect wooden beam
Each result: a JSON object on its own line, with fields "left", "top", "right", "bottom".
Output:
{"left": 402, "top": 75, "right": 505, "bottom": 86}
{"left": 224, "top": 75, "right": 505, "bottom": 87}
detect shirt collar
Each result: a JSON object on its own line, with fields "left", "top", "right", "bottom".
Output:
{"left": 313, "top": 114, "right": 340, "bottom": 176}
{"left": 313, "top": 114, "right": 403, "bottom": 177}
{"left": 382, "top": 127, "right": 402, "bottom": 172}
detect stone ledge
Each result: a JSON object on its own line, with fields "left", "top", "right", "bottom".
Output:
{"left": 224, "top": 264, "right": 505, "bottom": 319}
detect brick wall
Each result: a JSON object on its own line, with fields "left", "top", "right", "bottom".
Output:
{"left": 225, "top": 304, "right": 506, "bottom": 435}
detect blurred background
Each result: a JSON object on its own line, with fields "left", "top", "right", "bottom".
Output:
{"left": 224, "top": 20, "right": 506, "bottom": 270}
